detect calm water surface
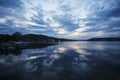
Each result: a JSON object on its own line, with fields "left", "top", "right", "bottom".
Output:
{"left": 0, "top": 41, "right": 120, "bottom": 80}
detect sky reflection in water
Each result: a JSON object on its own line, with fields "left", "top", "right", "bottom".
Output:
{"left": 0, "top": 41, "right": 120, "bottom": 80}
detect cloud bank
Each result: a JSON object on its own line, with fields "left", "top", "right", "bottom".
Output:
{"left": 0, "top": 0, "right": 120, "bottom": 39}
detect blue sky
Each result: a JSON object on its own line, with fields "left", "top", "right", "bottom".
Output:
{"left": 0, "top": 0, "right": 120, "bottom": 39}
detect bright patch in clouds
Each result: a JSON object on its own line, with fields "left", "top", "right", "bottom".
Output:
{"left": 0, "top": 0, "right": 120, "bottom": 39}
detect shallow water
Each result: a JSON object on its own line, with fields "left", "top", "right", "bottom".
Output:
{"left": 0, "top": 41, "right": 120, "bottom": 80}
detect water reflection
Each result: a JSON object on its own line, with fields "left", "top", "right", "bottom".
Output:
{"left": 0, "top": 41, "right": 120, "bottom": 80}
{"left": 0, "top": 43, "right": 57, "bottom": 55}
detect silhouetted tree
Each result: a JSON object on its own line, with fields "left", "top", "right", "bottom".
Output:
{"left": 12, "top": 32, "right": 22, "bottom": 42}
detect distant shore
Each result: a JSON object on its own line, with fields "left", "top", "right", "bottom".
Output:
{"left": 87, "top": 37, "right": 120, "bottom": 41}
{"left": 1, "top": 32, "right": 120, "bottom": 42}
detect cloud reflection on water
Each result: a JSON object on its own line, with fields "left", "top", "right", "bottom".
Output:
{"left": 0, "top": 41, "right": 120, "bottom": 80}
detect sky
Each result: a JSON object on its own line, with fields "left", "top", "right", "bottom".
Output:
{"left": 0, "top": 0, "right": 120, "bottom": 39}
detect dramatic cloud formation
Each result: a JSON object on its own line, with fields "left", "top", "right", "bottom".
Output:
{"left": 0, "top": 0, "right": 120, "bottom": 39}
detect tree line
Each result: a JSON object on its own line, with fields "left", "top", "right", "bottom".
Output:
{"left": 0, "top": 32, "right": 71, "bottom": 42}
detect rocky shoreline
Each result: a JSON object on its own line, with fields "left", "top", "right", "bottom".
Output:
{"left": 0, "top": 42, "right": 58, "bottom": 55}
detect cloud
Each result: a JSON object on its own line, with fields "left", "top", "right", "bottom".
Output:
{"left": 0, "top": 0, "right": 120, "bottom": 39}
{"left": 0, "top": 18, "right": 7, "bottom": 24}
{"left": 0, "top": 0, "right": 22, "bottom": 8}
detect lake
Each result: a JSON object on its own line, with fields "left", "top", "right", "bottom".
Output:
{"left": 0, "top": 41, "right": 120, "bottom": 80}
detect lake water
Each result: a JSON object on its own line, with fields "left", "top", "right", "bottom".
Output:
{"left": 0, "top": 41, "right": 120, "bottom": 80}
